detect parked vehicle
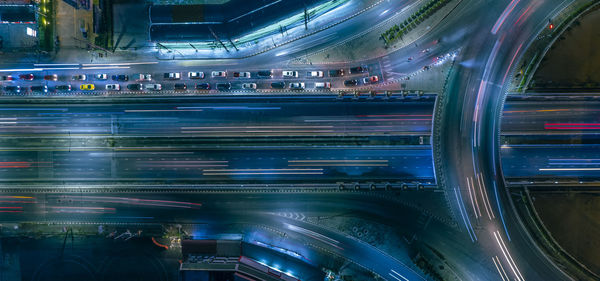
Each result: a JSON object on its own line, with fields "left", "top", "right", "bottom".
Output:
{"left": 195, "top": 83, "right": 211, "bottom": 90}
{"left": 112, "top": 74, "right": 129, "bottom": 81}
{"left": 349, "top": 66, "right": 368, "bottom": 74}
{"left": 95, "top": 74, "right": 108, "bottom": 80}
{"left": 242, "top": 83, "right": 257, "bottom": 89}
{"left": 282, "top": 71, "right": 298, "bottom": 78}
{"left": 344, "top": 79, "right": 359, "bottom": 87}
{"left": 289, "top": 82, "right": 305, "bottom": 90}
{"left": 362, "top": 76, "right": 379, "bottom": 84}
{"left": 211, "top": 71, "right": 227, "bottom": 78}
{"left": 328, "top": 69, "right": 344, "bottom": 77}
{"left": 134, "top": 73, "right": 152, "bottom": 81}
{"left": 233, "top": 72, "right": 251, "bottom": 78}
{"left": 307, "top": 71, "right": 323, "bottom": 78}
{"left": 216, "top": 83, "right": 231, "bottom": 91}
{"left": 174, "top": 83, "right": 187, "bottom": 90}
{"left": 271, "top": 82, "right": 285, "bottom": 89}
{"left": 145, "top": 84, "right": 162, "bottom": 91}
{"left": 163, "top": 72, "right": 181, "bottom": 80}
{"left": 188, "top": 72, "right": 204, "bottom": 79}
{"left": 257, "top": 70, "right": 272, "bottom": 78}
{"left": 105, "top": 84, "right": 120, "bottom": 91}
{"left": 80, "top": 84, "right": 95, "bottom": 90}
{"left": 127, "top": 84, "right": 143, "bottom": 91}
{"left": 315, "top": 82, "right": 331, "bottom": 89}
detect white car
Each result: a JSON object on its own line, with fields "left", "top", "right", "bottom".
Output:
{"left": 289, "top": 82, "right": 305, "bottom": 89}
{"left": 242, "top": 83, "right": 257, "bottom": 89}
{"left": 145, "top": 84, "right": 162, "bottom": 91}
{"left": 307, "top": 71, "right": 324, "bottom": 78}
{"left": 134, "top": 73, "right": 152, "bottom": 81}
{"left": 211, "top": 71, "right": 227, "bottom": 78}
{"left": 72, "top": 74, "right": 86, "bottom": 81}
{"left": 188, "top": 72, "right": 204, "bottom": 79}
{"left": 315, "top": 82, "right": 331, "bottom": 89}
{"left": 282, "top": 71, "right": 298, "bottom": 78}
{"left": 105, "top": 84, "right": 120, "bottom": 91}
{"left": 95, "top": 74, "right": 108, "bottom": 80}
{"left": 164, "top": 72, "right": 181, "bottom": 80}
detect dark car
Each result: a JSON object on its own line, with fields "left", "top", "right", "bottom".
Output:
{"left": 1, "top": 75, "right": 14, "bottom": 81}
{"left": 270, "top": 81, "right": 285, "bottom": 89}
{"left": 55, "top": 85, "right": 72, "bottom": 92}
{"left": 349, "top": 66, "right": 368, "bottom": 74}
{"left": 19, "top": 74, "right": 34, "bottom": 80}
{"left": 195, "top": 83, "right": 210, "bottom": 90}
{"left": 257, "top": 70, "right": 273, "bottom": 78}
{"left": 344, "top": 79, "right": 359, "bottom": 87}
{"left": 30, "top": 85, "right": 48, "bottom": 93}
{"left": 174, "top": 83, "right": 187, "bottom": 90}
{"left": 3, "top": 85, "right": 21, "bottom": 93}
{"left": 112, "top": 74, "right": 129, "bottom": 82}
{"left": 44, "top": 74, "right": 58, "bottom": 81}
{"left": 328, "top": 69, "right": 344, "bottom": 77}
{"left": 216, "top": 83, "right": 231, "bottom": 91}
{"left": 127, "top": 84, "right": 143, "bottom": 91}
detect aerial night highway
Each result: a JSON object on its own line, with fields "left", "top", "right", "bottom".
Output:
{"left": 0, "top": 0, "right": 598, "bottom": 280}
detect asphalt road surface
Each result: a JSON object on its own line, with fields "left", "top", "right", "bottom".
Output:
{"left": 0, "top": 96, "right": 434, "bottom": 184}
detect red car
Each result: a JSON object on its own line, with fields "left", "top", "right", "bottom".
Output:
{"left": 1, "top": 75, "right": 14, "bottom": 81}
{"left": 19, "top": 74, "right": 34, "bottom": 81}
{"left": 44, "top": 74, "right": 58, "bottom": 81}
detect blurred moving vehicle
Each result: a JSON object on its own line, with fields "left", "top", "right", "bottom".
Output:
{"left": 30, "top": 85, "right": 48, "bottom": 92}
{"left": 55, "top": 85, "right": 72, "bottom": 92}
{"left": 72, "top": 74, "right": 86, "bottom": 81}
{"left": 4, "top": 85, "right": 20, "bottom": 93}
{"left": 20, "top": 74, "right": 34, "bottom": 80}
{"left": 44, "top": 74, "right": 58, "bottom": 81}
